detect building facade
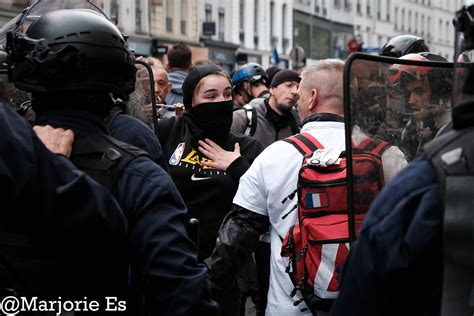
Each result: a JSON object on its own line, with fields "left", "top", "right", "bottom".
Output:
{"left": 0, "top": 0, "right": 463, "bottom": 68}
{"left": 293, "top": 0, "right": 354, "bottom": 64}
{"left": 197, "top": 0, "right": 294, "bottom": 70}
{"left": 353, "top": 0, "right": 463, "bottom": 60}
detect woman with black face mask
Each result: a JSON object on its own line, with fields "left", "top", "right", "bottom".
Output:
{"left": 156, "top": 65, "right": 263, "bottom": 265}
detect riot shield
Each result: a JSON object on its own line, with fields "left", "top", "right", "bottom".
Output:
{"left": 344, "top": 53, "right": 454, "bottom": 240}
{"left": 135, "top": 61, "right": 176, "bottom": 122}
{"left": 133, "top": 60, "right": 160, "bottom": 137}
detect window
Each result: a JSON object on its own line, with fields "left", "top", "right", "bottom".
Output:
{"left": 421, "top": 14, "right": 425, "bottom": 35}
{"left": 394, "top": 7, "right": 398, "bottom": 29}
{"left": 218, "top": 8, "right": 225, "bottom": 41}
{"left": 427, "top": 16, "right": 431, "bottom": 40}
{"left": 439, "top": 19, "right": 443, "bottom": 41}
{"left": 254, "top": 0, "right": 259, "bottom": 47}
{"left": 401, "top": 9, "right": 405, "bottom": 31}
{"left": 344, "top": 0, "right": 351, "bottom": 10}
{"left": 205, "top": 4, "right": 212, "bottom": 22}
{"left": 135, "top": 0, "right": 142, "bottom": 32}
{"left": 415, "top": 12, "right": 418, "bottom": 34}
{"left": 377, "top": 0, "right": 381, "bottom": 20}
{"left": 239, "top": 0, "right": 244, "bottom": 44}
{"left": 446, "top": 20, "right": 450, "bottom": 43}
{"left": 315, "top": 0, "right": 320, "bottom": 13}
{"left": 356, "top": 0, "right": 361, "bottom": 14}
{"left": 111, "top": 0, "right": 119, "bottom": 25}
{"left": 386, "top": 0, "right": 390, "bottom": 20}
{"left": 335, "top": 0, "right": 341, "bottom": 7}
{"left": 166, "top": 0, "right": 173, "bottom": 32}
{"left": 408, "top": 10, "right": 412, "bottom": 32}
{"left": 180, "top": 1, "right": 187, "bottom": 35}
{"left": 270, "top": 2, "right": 275, "bottom": 40}
{"left": 282, "top": 4, "right": 288, "bottom": 52}
{"left": 367, "top": 1, "right": 371, "bottom": 17}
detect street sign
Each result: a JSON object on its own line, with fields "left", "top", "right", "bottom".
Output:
{"left": 290, "top": 45, "right": 306, "bottom": 68}
{"left": 202, "top": 22, "right": 216, "bottom": 36}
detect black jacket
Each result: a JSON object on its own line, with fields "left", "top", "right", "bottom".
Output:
{"left": 107, "top": 107, "right": 169, "bottom": 172}
{"left": 0, "top": 103, "right": 128, "bottom": 300}
{"left": 157, "top": 116, "right": 263, "bottom": 260}
{"left": 35, "top": 110, "right": 218, "bottom": 316}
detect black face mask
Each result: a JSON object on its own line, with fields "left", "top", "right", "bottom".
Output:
{"left": 184, "top": 100, "right": 234, "bottom": 144}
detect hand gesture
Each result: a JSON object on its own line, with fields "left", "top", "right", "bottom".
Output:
{"left": 175, "top": 103, "right": 185, "bottom": 117}
{"left": 198, "top": 138, "right": 241, "bottom": 171}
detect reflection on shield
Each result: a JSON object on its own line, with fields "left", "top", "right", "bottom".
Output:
{"left": 348, "top": 54, "right": 453, "bottom": 162}
{"left": 344, "top": 53, "right": 454, "bottom": 242}
{"left": 133, "top": 60, "right": 159, "bottom": 136}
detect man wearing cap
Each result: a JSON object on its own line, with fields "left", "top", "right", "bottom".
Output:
{"left": 232, "top": 69, "right": 302, "bottom": 149}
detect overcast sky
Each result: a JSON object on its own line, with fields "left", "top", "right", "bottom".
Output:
{"left": 467, "top": 0, "right": 474, "bottom": 4}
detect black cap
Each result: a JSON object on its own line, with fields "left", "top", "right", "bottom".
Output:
{"left": 266, "top": 66, "right": 282, "bottom": 86}
{"left": 270, "top": 69, "right": 301, "bottom": 88}
{"left": 182, "top": 64, "right": 226, "bottom": 108}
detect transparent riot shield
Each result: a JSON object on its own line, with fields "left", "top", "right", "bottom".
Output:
{"left": 344, "top": 53, "right": 454, "bottom": 240}
{"left": 133, "top": 60, "right": 160, "bottom": 137}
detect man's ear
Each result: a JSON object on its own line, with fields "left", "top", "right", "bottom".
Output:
{"left": 308, "top": 88, "right": 318, "bottom": 111}
{"left": 167, "top": 83, "right": 173, "bottom": 93}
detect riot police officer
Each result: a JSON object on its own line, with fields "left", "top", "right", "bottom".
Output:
{"left": 332, "top": 5, "right": 474, "bottom": 316}
{"left": 4, "top": 6, "right": 217, "bottom": 315}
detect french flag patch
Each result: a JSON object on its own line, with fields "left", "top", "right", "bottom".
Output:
{"left": 305, "top": 192, "right": 328, "bottom": 208}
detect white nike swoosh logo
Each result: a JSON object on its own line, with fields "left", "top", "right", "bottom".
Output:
{"left": 191, "top": 174, "right": 212, "bottom": 181}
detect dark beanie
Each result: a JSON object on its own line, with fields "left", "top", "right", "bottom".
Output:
{"left": 182, "top": 64, "right": 226, "bottom": 108}
{"left": 266, "top": 66, "right": 282, "bottom": 86}
{"left": 270, "top": 69, "right": 301, "bottom": 88}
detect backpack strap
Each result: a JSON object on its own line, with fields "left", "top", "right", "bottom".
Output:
{"left": 424, "top": 128, "right": 474, "bottom": 316}
{"left": 284, "top": 132, "right": 325, "bottom": 155}
{"left": 243, "top": 103, "right": 258, "bottom": 137}
{"left": 356, "top": 137, "right": 390, "bottom": 156}
{"left": 71, "top": 134, "right": 148, "bottom": 192}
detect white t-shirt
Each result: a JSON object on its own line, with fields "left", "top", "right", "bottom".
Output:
{"left": 234, "top": 121, "right": 408, "bottom": 315}
{"left": 233, "top": 121, "right": 346, "bottom": 316}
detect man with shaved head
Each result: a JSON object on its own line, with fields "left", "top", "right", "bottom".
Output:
{"left": 208, "top": 60, "right": 347, "bottom": 316}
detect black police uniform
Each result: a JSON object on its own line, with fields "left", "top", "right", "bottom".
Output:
{"left": 5, "top": 8, "right": 218, "bottom": 315}
{"left": 0, "top": 103, "right": 128, "bottom": 300}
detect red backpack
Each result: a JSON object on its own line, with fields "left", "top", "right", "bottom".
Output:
{"left": 280, "top": 132, "right": 389, "bottom": 313}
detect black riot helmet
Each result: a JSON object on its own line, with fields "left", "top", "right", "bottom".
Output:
{"left": 6, "top": 9, "right": 136, "bottom": 102}
{"left": 379, "top": 35, "right": 430, "bottom": 58}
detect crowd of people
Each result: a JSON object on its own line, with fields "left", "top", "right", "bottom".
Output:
{"left": 1, "top": 1, "right": 473, "bottom": 316}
